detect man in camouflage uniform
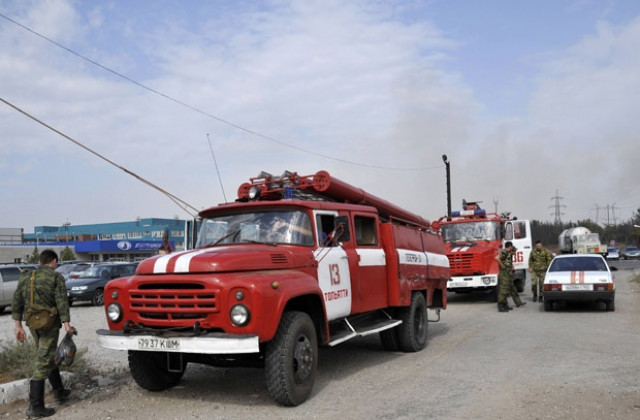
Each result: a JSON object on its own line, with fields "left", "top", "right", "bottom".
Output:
{"left": 528, "top": 240, "right": 553, "bottom": 302}
{"left": 12, "top": 250, "right": 74, "bottom": 418}
{"left": 495, "top": 241, "right": 526, "bottom": 312}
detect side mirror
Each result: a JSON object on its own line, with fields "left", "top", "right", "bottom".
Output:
{"left": 335, "top": 216, "right": 350, "bottom": 242}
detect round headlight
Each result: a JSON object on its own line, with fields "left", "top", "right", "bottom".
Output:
{"left": 106, "top": 303, "right": 123, "bottom": 322}
{"left": 249, "top": 186, "right": 261, "bottom": 200}
{"left": 230, "top": 304, "right": 250, "bottom": 326}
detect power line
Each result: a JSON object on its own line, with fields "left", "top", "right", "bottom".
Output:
{"left": 0, "top": 11, "right": 443, "bottom": 172}
{"left": 0, "top": 96, "right": 199, "bottom": 218}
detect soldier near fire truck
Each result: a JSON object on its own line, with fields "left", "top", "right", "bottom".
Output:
{"left": 12, "top": 249, "right": 74, "bottom": 418}
{"left": 528, "top": 240, "right": 553, "bottom": 302}
{"left": 495, "top": 241, "right": 526, "bottom": 312}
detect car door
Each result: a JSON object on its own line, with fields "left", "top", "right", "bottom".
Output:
{"left": 503, "top": 220, "right": 532, "bottom": 270}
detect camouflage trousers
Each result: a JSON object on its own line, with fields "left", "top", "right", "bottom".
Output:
{"left": 531, "top": 270, "right": 546, "bottom": 297}
{"left": 497, "top": 270, "right": 523, "bottom": 306}
{"left": 29, "top": 326, "right": 60, "bottom": 381}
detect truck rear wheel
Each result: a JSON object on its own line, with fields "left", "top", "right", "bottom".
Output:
{"left": 397, "top": 292, "right": 428, "bottom": 352}
{"left": 128, "top": 350, "right": 186, "bottom": 392}
{"left": 265, "top": 311, "right": 318, "bottom": 406}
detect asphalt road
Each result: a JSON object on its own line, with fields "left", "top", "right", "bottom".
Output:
{"left": 1, "top": 264, "right": 639, "bottom": 419}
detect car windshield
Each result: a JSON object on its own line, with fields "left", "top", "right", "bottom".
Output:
{"left": 548, "top": 257, "right": 608, "bottom": 272}
{"left": 56, "top": 265, "right": 77, "bottom": 275}
{"left": 626, "top": 247, "right": 639, "bottom": 252}
{"left": 440, "top": 221, "right": 500, "bottom": 243}
{"left": 80, "top": 266, "right": 110, "bottom": 278}
{"left": 196, "top": 210, "right": 314, "bottom": 247}
{"left": 607, "top": 248, "right": 618, "bottom": 252}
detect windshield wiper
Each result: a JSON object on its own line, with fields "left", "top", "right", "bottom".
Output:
{"left": 202, "top": 229, "right": 242, "bottom": 247}
{"left": 242, "top": 239, "right": 278, "bottom": 247}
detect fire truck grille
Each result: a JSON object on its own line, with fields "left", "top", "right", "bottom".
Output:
{"left": 129, "top": 284, "right": 218, "bottom": 321}
{"left": 448, "top": 253, "right": 475, "bottom": 271}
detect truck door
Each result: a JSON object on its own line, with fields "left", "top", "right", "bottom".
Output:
{"left": 313, "top": 211, "right": 352, "bottom": 321}
{"left": 352, "top": 214, "right": 387, "bottom": 313}
{"left": 504, "top": 220, "right": 532, "bottom": 270}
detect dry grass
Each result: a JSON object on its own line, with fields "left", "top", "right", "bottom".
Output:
{"left": 0, "top": 338, "right": 90, "bottom": 384}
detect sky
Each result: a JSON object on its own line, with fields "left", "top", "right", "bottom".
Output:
{"left": 1, "top": 0, "right": 640, "bottom": 232}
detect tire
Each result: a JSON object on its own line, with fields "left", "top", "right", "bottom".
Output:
{"left": 0, "top": 306, "right": 5, "bottom": 314}
{"left": 68, "top": 299, "right": 74, "bottom": 307}
{"left": 380, "top": 328, "right": 401, "bottom": 351}
{"left": 544, "top": 300, "right": 553, "bottom": 311}
{"left": 606, "top": 299, "right": 615, "bottom": 312}
{"left": 128, "top": 350, "right": 186, "bottom": 391}
{"left": 265, "top": 311, "right": 318, "bottom": 406}
{"left": 91, "top": 288, "right": 104, "bottom": 306}
{"left": 397, "top": 292, "right": 428, "bottom": 352}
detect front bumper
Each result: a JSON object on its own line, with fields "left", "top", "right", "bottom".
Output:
{"left": 544, "top": 290, "right": 615, "bottom": 302}
{"left": 447, "top": 274, "right": 497, "bottom": 290}
{"left": 96, "top": 329, "right": 260, "bottom": 354}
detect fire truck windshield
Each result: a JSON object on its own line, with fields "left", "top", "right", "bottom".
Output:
{"left": 440, "top": 221, "right": 500, "bottom": 243}
{"left": 196, "top": 210, "right": 314, "bottom": 247}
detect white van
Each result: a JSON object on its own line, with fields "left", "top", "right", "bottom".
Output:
{"left": 0, "top": 265, "right": 22, "bottom": 314}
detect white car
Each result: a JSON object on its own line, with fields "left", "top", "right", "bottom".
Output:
{"left": 543, "top": 254, "right": 615, "bottom": 312}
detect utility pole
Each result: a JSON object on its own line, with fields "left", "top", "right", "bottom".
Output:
{"left": 493, "top": 197, "right": 499, "bottom": 214}
{"left": 442, "top": 155, "right": 451, "bottom": 218}
{"left": 549, "top": 189, "right": 566, "bottom": 224}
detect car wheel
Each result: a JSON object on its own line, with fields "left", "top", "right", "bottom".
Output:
{"left": 129, "top": 350, "right": 186, "bottom": 391}
{"left": 544, "top": 300, "right": 553, "bottom": 311}
{"left": 91, "top": 288, "right": 104, "bottom": 306}
{"left": 606, "top": 299, "right": 615, "bottom": 312}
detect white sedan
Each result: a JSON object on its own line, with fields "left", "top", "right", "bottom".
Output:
{"left": 543, "top": 254, "right": 615, "bottom": 312}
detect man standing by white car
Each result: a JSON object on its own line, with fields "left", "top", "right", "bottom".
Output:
{"left": 528, "top": 240, "right": 552, "bottom": 302}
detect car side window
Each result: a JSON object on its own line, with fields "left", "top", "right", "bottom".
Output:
{"left": 0, "top": 267, "right": 21, "bottom": 282}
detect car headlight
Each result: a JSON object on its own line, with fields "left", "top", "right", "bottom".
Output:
{"left": 106, "top": 303, "right": 123, "bottom": 322}
{"left": 71, "top": 286, "right": 88, "bottom": 291}
{"left": 230, "top": 304, "right": 250, "bottom": 326}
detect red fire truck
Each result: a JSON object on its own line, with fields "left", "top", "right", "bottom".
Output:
{"left": 433, "top": 201, "right": 532, "bottom": 297}
{"left": 97, "top": 170, "right": 449, "bottom": 406}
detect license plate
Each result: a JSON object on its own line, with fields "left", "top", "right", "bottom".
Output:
{"left": 562, "top": 284, "right": 593, "bottom": 291}
{"left": 137, "top": 337, "right": 181, "bottom": 350}
{"left": 449, "top": 282, "right": 468, "bottom": 288}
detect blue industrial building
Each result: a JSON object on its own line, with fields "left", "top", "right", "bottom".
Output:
{"left": 21, "top": 218, "right": 191, "bottom": 261}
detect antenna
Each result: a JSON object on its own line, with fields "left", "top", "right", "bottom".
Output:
{"left": 207, "top": 133, "right": 227, "bottom": 203}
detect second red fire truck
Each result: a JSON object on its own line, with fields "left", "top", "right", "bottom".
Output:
{"left": 434, "top": 200, "right": 532, "bottom": 298}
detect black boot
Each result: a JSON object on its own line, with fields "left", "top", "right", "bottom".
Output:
{"left": 27, "top": 380, "right": 55, "bottom": 418}
{"left": 48, "top": 368, "right": 71, "bottom": 403}
{"left": 498, "top": 303, "right": 509, "bottom": 312}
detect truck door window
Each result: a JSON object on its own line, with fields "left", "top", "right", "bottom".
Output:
{"left": 354, "top": 216, "right": 377, "bottom": 246}
{"left": 512, "top": 221, "right": 526, "bottom": 239}
{"left": 316, "top": 214, "right": 337, "bottom": 247}
{"left": 504, "top": 223, "right": 514, "bottom": 240}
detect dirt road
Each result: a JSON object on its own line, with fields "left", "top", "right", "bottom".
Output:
{"left": 2, "top": 269, "right": 639, "bottom": 419}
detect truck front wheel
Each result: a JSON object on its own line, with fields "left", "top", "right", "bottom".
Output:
{"left": 128, "top": 351, "right": 186, "bottom": 391}
{"left": 265, "top": 311, "right": 318, "bottom": 406}
{"left": 397, "top": 292, "right": 428, "bottom": 352}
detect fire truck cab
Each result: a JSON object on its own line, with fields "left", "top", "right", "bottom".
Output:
{"left": 96, "top": 170, "right": 449, "bottom": 406}
{"left": 434, "top": 201, "right": 531, "bottom": 296}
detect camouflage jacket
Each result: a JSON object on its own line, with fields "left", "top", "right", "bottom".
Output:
{"left": 529, "top": 248, "right": 552, "bottom": 271}
{"left": 499, "top": 249, "right": 514, "bottom": 271}
{"left": 11, "top": 266, "right": 70, "bottom": 324}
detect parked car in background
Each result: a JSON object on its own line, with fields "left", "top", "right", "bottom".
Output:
{"left": 622, "top": 246, "right": 640, "bottom": 260}
{"left": 543, "top": 254, "right": 615, "bottom": 312}
{"left": 0, "top": 265, "right": 22, "bottom": 313}
{"left": 606, "top": 247, "right": 620, "bottom": 261}
{"left": 66, "top": 263, "right": 138, "bottom": 306}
